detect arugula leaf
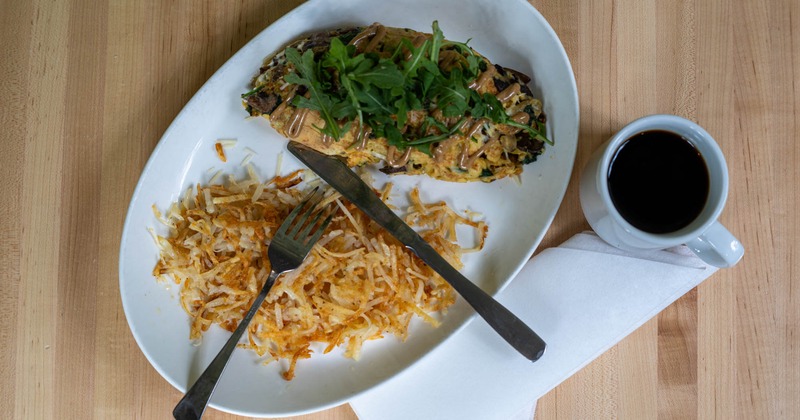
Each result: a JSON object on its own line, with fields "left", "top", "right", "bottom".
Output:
{"left": 430, "top": 67, "right": 470, "bottom": 117}
{"left": 423, "top": 116, "right": 449, "bottom": 133}
{"left": 330, "top": 100, "right": 356, "bottom": 120}
{"left": 468, "top": 90, "right": 485, "bottom": 116}
{"left": 323, "top": 38, "right": 368, "bottom": 142}
{"left": 289, "top": 95, "right": 319, "bottom": 111}
{"left": 465, "top": 54, "right": 481, "bottom": 79}
{"left": 383, "top": 122, "right": 404, "bottom": 148}
{"left": 419, "top": 68, "right": 437, "bottom": 98}
{"left": 481, "top": 92, "right": 507, "bottom": 122}
{"left": 393, "top": 97, "right": 408, "bottom": 127}
{"left": 430, "top": 21, "right": 444, "bottom": 65}
{"left": 510, "top": 120, "right": 553, "bottom": 145}
{"left": 355, "top": 85, "right": 395, "bottom": 116}
{"left": 284, "top": 47, "right": 345, "bottom": 140}
{"left": 350, "top": 58, "right": 404, "bottom": 88}
{"left": 402, "top": 38, "right": 430, "bottom": 78}
{"left": 324, "top": 37, "right": 354, "bottom": 67}
{"left": 406, "top": 117, "right": 467, "bottom": 146}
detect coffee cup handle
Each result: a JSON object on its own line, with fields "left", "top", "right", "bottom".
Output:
{"left": 685, "top": 221, "right": 744, "bottom": 267}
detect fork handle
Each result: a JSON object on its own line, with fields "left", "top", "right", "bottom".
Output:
{"left": 173, "top": 270, "right": 279, "bottom": 420}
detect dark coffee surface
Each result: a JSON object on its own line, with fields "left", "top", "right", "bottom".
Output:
{"left": 607, "top": 130, "right": 709, "bottom": 233}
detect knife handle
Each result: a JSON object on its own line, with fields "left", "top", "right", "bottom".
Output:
{"left": 409, "top": 239, "right": 546, "bottom": 362}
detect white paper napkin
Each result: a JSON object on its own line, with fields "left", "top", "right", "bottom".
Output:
{"left": 349, "top": 231, "right": 717, "bottom": 420}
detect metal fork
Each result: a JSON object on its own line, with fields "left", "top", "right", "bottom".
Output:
{"left": 173, "top": 188, "right": 334, "bottom": 420}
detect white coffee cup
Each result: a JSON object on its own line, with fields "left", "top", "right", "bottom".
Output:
{"left": 579, "top": 114, "right": 744, "bottom": 267}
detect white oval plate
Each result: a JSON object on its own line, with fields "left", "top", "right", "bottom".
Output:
{"left": 120, "top": 0, "right": 578, "bottom": 416}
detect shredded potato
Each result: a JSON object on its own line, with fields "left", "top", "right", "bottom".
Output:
{"left": 214, "top": 142, "right": 227, "bottom": 162}
{"left": 151, "top": 169, "right": 487, "bottom": 380}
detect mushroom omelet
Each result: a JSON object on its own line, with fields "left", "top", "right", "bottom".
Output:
{"left": 244, "top": 22, "right": 549, "bottom": 182}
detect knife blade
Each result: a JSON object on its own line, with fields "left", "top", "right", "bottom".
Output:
{"left": 287, "top": 142, "right": 546, "bottom": 362}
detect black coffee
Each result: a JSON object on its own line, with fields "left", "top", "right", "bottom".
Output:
{"left": 607, "top": 130, "right": 709, "bottom": 234}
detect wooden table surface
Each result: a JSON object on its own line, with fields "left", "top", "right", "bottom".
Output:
{"left": 1, "top": 0, "right": 797, "bottom": 418}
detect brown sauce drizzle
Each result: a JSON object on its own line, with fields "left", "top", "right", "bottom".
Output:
{"left": 438, "top": 50, "right": 461, "bottom": 70}
{"left": 355, "top": 125, "right": 372, "bottom": 150}
{"left": 432, "top": 118, "right": 471, "bottom": 163}
{"left": 271, "top": 86, "right": 297, "bottom": 120}
{"left": 433, "top": 137, "right": 457, "bottom": 163}
{"left": 466, "top": 118, "right": 489, "bottom": 140}
{"left": 350, "top": 23, "right": 387, "bottom": 53}
{"left": 461, "top": 135, "right": 500, "bottom": 170}
{"left": 496, "top": 84, "right": 521, "bottom": 102}
{"left": 457, "top": 119, "right": 489, "bottom": 170}
{"left": 287, "top": 108, "right": 309, "bottom": 138}
{"left": 511, "top": 111, "right": 530, "bottom": 125}
{"left": 457, "top": 137, "right": 472, "bottom": 170}
{"left": 364, "top": 25, "right": 387, "bottom": 53}
{"left": 501, "top": 112, "right": 532, "bottom": 134}
{"left": 456, "top": 118, "right": 493, "bottom": 170}
{"left": 468, "top": 65, "right": 496, "bottom": 90}
{"left": 386, "top": 146, "right": 412, "bottom": 167}
{"left": 404, "top": 35, "right": 428, "bottom": 60}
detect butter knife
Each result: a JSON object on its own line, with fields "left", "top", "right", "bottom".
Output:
{"left": 287, "top": 142, "right": 546, "bottom": 361}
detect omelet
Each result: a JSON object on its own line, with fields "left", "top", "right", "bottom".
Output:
{"left": 243, "top": 23, "right": 548, "bottom": 182}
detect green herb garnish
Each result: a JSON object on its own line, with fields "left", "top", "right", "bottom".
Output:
{"left": 241, "top": 85, "right": 263, "bottom": 98}
{"left": 281, "top": 21, "right": 551, "bottom": 149}
{"left": 284, "top": 47, "right": 346, "bottom": 141}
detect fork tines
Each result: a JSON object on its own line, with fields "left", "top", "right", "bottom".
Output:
{"left": 279, "top": 187, "right": 335, "bottom": 245}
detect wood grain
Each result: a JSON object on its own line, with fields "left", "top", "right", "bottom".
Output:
{"left": 0, "top": 0, "right": 796, "bottom": 419}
